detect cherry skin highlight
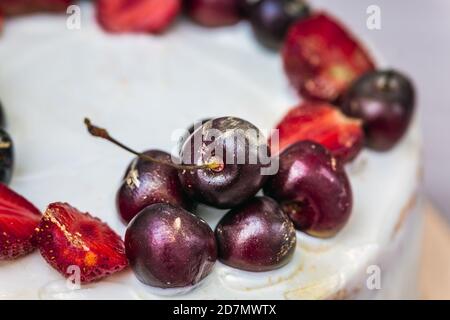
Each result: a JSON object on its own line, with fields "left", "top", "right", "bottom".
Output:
{"left": 179, "top": 117, "right": 270, "bottom": 209}
{"left": 264, "top": 141, "right": 352, "bottom": 238}
{"left": 125, "top": 203, "right": 217, "bottom": 288}
{"left": 117, "top": 150, "right": 194, "bottom": 224}
{"left": 215, "top": 196, "right": 296, "bottom": 271}
{"left": 341, "top": 69, "right": 415, "bottom": 151}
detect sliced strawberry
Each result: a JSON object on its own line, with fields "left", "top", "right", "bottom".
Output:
{"left": 35, "top": 202, "right": 128, "bottom": 283}
{"left": 0, "top": 0, "right": 73, "bottom": 16}
{"left": 0, "top": 10, "right": 4, "bottom": 33}
{"left": 97, "top": 0, "right": 181, "bottom": 34}
{"left": 282, "top": 12, "right": 376, "bottom": 102}
{"left": 272, "top": 102, "right": 364, "bottom": 162}
{"left": 0, "top": 183, "right": 42, "bottom": 260}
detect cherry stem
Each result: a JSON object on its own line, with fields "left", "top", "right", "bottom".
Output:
{"left": 84, "top": 118, "right": 219, "bottom": 171}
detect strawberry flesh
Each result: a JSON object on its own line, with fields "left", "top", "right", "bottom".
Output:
{"left": 36, "top": 202, "right": 128, "bottom": 283}
{"left": 282, "top": 12, "right": 376, "bottom": 102}
{"left": 97, "top": 0, "right": 181, "bottom": 34}
{"left": 0, "top": 0, "right": 73, "bottom": 16}
{"left": 0, "top": 184, "right": 41, "bottom": 260}
{"left": 272, "top": 102, "right": 364, "bottom": 163}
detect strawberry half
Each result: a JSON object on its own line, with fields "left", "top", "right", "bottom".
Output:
{"left": 35, "top": 202, "right": 128, "bottom": 283}
{"left": 0, "top": 10, "right": 4, "bottom": 32}
{"left": 0, "top": 0, "right": 73, "bottom": 16}
{"left": 97, "top": 0, "right": 181, "bottom": 34}
{"left": 282, "top": 12, "right": 376, "bottom": 102}
{"left": 272, "top": 102, "right": 364, "bottom": 163}
{"left": 0, "top": 184, "right": 42, "bottom": 260}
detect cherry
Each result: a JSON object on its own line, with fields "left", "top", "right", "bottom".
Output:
{"left": 248, "top": 0, "right": 310, "bottom": 50}
{"left": 215, "top": 196, "right": 296, "bottom": 271}
{"left": 0, "top": 128, "right": 14, "bottom": 184}
{"left": 184, "top": 0, "right": 242, "bottom": 27}
{"left": 84, "top": 117, "right": 269, "bottom": 209}
{"left": 116, "top": 150, "right": 194, "bottom": 224}
{"left": 125, "top": 203, "right": 217, "bottom": 288}
{"left": 341, "top": 70, "right": 415, "bottom": 151}
{"left": 179, "top": 117, "right": 270, "bottom": 209}
{"left": 178, "top": 118, "right": 211, "bottom": 155}
{"left": 264, "top": 141, "right": 352, "bottom": 238}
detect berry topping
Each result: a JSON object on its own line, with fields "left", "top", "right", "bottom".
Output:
{"left": 272, "top": 102, "right": 364, "bottom": 162}
{"left": 0, "top": 184, "right": 41, "bottom": 260}
{"left": 97, "top": 0, "right": 181, "bottom": 34}
{"left": 184, "top": 0, "right": 241, "bottom": 27}
{"left": 215, "top": 196, "right": 296, "bottom": 271}
{"left": 0, "top": 11, "right": 4, "bottom": 33}
{"left": 248, "top": 0, "right": 310, "bottom": 50}
{"left": 0, "top": 0, "right": 72, "bottom": 16}
{"left": 179, "top": 117, "right": 270, "bottom": 209}
{"left": 0, "top": 129, "right": 14, "bottom": 184}
{"left": 264, "top": 141, "right": 352, "bottom": 238}
{"left": 125, "top": 203, "right": 217, "bottom": 288}
{"left": 282, "top": 12, "right": 375, "bottom": 101}
{"left": 35, "top": 202, "right": 128, "bottom": 283}
{"left": 117, "top": 150, "right": 194, "bottom": 224}
{"left": 341, "top": 69, "right": 415, "bottom": 151}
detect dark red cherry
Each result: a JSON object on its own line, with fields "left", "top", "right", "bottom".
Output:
{"left": 264, "top": 141, "right": 352, "bottom": 238}
{"left": 117, "top": 150, "right": 194, "bottom": 224}
{"left": 0, "top": 128, "right": 14, "bottom": 184}
{"left": 179, "top": 117, "right": 270, "bottom": 209}
{"left": 249, "top": 0, "right": 310, "bottom": 50}
{"left": 178, "top": 118, "right": 212, "bottom": 155}
{"left": 125, "top": 203, "right": 217, "bottom": 288}
{"left": 341, "top": 70, "right": 415, "bottom": 151}
{"left": 184, "top": 0, "right": 241, "bottom": 27}
{"left": 215, "top": 196, "right": 296, "bottom": 271}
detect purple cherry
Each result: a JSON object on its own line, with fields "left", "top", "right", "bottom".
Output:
{"left": 215, "top": 196, "right": 296, "bottom": 271}
{"left": 264, "top": 141, "right": 352, "bottom": 238}
{"left": 179, "top": 117, "right": 270, "bottom": 209}
{"left": 125, "top": 203, "right": 217, "bottom": 288}
{"left": 117, "top": 150, "right": 194, "bottom": 223}
{"left": 341, "top": 69, "right": 415, "bottom": 151}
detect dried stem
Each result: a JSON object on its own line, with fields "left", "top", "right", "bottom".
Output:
{"left": 84, "top": 118, "right": 219, "bottom": 171}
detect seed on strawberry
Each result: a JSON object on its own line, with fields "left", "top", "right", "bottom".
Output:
{"left": 35, "top": 202, "right": 128, "bottom": 283}
{"left": 0, "top": 0, "right": 73, "bottom": 16}
{"left": 0, "top": 184, "right": 41, "bottom": 260}
{"left": 97, "top": 0, "right": 181, "bottom": 34}
{"left": 282, "top": 12, "right": 375, "bottom": 102}
{"left": 271, "top": 102, "right": 364, "bottom": 163}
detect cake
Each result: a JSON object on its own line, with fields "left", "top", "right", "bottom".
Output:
{"left": 0, "top": 2, "right": 422, "bottom": 299}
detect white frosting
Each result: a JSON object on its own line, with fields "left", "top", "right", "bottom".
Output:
{"left": 0, "top": 4, "right": 422, "bottom": 299}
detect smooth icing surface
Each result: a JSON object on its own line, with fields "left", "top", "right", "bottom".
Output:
{"left": 0, "top": 4, "right": 422, "bottom": 299}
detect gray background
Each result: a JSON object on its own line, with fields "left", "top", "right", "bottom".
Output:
{"left": 314, "top": 0, "right": 450, "bottom": 220}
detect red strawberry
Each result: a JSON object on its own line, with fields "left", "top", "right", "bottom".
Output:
{"left": 282, "top": 12, "right": 376, "bottom": 102}
{"left": 0, "top": 0, "right": 73, "bottom": 16}
{"left": 0, "top": 184, "right": 42, "bottom": 260}
{"left": 97, "top": 0, "right": 181, "bottom": 34}
{"left": 35, "top": 202, "right": 128, "bottom": 283}
{"left": 272, "top": 102, "right": 364, "bottom": 162}
{"left": 0, "top": 11, "right": 4, "bottom": 32}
